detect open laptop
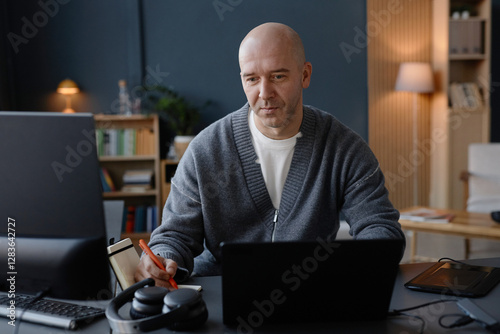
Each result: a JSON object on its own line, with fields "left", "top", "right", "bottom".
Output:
{"left": 221, "top": 239, "right": 403, "bottom": 327}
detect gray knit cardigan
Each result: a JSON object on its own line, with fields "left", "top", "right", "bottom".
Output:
{"left": 148, "top": 104, "right": 405, "bottom": 280}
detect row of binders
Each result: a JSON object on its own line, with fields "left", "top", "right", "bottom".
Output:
{"left": 449, "top": 18, "right": 484, "bottom": 56}
{"left": 449, "top": 82, "right": 483, "bottom": 111}
{"left": 123, "top": 205, "right": 159, "bottom": 233}
{"left": 96, "top": 128, "right": 155, "bottom": 156}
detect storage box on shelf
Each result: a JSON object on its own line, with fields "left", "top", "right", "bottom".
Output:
{"left": 431, "top": 0, "right": 491, "bottom": 209}
{"left": 94, "top": 114, "right": 161, "bottom": 246}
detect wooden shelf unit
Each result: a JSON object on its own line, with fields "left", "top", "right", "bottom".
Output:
{"left": 94, "top": 114, "right": 161, "bottom": 238}
{"left": 430, "top": 0, "right": 491, "bottom": 209}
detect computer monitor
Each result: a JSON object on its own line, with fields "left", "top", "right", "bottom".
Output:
{"left": 0, "top": 111, "right": 111, "bottom": 300}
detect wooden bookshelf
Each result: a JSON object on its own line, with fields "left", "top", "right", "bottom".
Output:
{"left": 94, "top": 114, "right": 161, "bottom": 239}
{"left": 430, "top": 0, "right": 491, "bottom": 209}
{"left": 117, "top": 160, "right": 178, "bottom": 252}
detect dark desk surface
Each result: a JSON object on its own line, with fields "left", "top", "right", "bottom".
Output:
{"left": 2, "top": 258, "right": 499, "bottom": 333}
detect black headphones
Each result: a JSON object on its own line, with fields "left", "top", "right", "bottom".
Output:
{"left": 106, "top": 278, "right": 208, "bottom": 333}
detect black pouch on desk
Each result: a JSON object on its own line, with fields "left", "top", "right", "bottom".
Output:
{"left": 404, "top": 261, "right": 500, "bottom": 297}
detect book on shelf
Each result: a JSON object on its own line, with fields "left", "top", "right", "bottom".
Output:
{"left": 123, "top": 169, "right": 153, "bottom": 183}
{"left": 121, "top": 184, "right": 153, "bottom": 193}
{"left": 449, "top": 19, "right": 461, "bottom": 54}
{"left": 99, "top": 167, "right": 116, "bottom": 192}
{"left": 135, "top": 128, "right": 155, "bottom": 155}
{"left": 122, "top": 205, "right": 158, "bottom": 233}
{"left": 96, "top": 128, "right": 154, "bottom": 157}
{"left": 449, "top": 82, "right": 483, "bottom": 111}
{"left": 124, "top": 206, "right": 136, "bottom": 233}
{"left": 121, "top": 169, "right": 154, "bottom": 193}
{"left": 472, "top": 19, "right": 483, "bottom": 54}
{"left": 400, "top": 208, "right": 455, "bottom": 223}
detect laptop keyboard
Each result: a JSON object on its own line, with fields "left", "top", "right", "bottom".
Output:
{"left": 0, "top": 293, "right": 105, "bottom": 330}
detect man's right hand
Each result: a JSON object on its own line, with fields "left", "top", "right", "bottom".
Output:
{"left": 135, "top": 254, "right": 178, "bottom": 290}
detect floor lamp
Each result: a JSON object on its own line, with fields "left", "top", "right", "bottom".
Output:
{"left": 395, "top": 62, "right": 434, "bottom": 206}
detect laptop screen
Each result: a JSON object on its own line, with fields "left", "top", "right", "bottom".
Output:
{"left": 221, "top": 239, "right": 403, "bottom": 328}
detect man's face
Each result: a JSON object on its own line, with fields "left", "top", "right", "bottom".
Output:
{"left": 239, "top": 38, "right": 311, "bottom": 139}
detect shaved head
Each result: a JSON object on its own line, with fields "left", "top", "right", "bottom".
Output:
{"left": 238, "top": 22, "right": 312, "bottom": 139}
{"left": 239, "top": 22, "right": 306, "bottom": 69}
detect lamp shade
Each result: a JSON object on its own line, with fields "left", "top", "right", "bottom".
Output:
{"left": 57, "top": 79, "right": 80, "bottom": 95}
{"left": 395, "top": 62, "right": 434, "bottom": 93}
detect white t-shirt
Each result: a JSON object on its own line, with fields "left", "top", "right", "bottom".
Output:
{"left": 249, "top": 110, "right": 302, "bottom": 209}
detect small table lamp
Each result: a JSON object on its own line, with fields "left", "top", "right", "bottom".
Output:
{"left": 395, "top": 62, "right": 434, "bottom": 206}
{"left": 57, "top": 79, "right": 80, "bottom": 113}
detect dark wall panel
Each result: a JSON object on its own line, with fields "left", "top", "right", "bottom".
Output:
{"left": 3, "top": 0, "right": 131, "bottom": 114}
{"left": 142, "top": 0, "right": 368, "bottom": 137}
{"left": 3, "top": 1, "right": 368, "bottom": 139}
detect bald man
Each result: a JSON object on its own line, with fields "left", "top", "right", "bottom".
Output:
{"left": 136, "top": 23, "right": 405, "bottom": 288}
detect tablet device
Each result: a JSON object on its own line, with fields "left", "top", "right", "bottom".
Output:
{"left": 404, "top": 261, "right": 500, "bottom": 297}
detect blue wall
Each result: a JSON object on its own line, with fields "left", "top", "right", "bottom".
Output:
{"left": 1, "top": 0, "right": 132, "bottom": 115}
{"left": 142, "top": 0, "right": 368, "bottom": 136}
{"left": 1, "top": 1, "right": 368, "bottom": 143}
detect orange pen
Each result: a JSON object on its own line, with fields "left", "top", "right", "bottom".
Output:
{"left": 139, "top": 239, "right": 178, "bottom": 289}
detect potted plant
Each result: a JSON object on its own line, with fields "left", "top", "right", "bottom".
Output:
{"left": 144, "top": 85, "right": 208, "bottom": 160}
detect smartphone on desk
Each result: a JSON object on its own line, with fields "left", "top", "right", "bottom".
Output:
{"left": 108, "top": 238, "right": 140, "bottom": 290}
{"left": 107, "top": 238, "right": 202, "bottom": 291}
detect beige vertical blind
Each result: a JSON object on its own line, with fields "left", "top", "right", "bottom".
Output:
{"left": 367, "top": 0, "right": 432, "bottom": 209}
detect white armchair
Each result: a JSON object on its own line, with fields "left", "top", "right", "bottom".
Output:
{"left": 465, "top": 143, "right": 500, "bottom": 213}
{"left": 462, "top": 143, "right": 500, "bottom": 258}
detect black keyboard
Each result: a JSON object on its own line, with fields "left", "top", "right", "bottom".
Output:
{"left": 0, "top": 293, "right": 105, "bottom": 330}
